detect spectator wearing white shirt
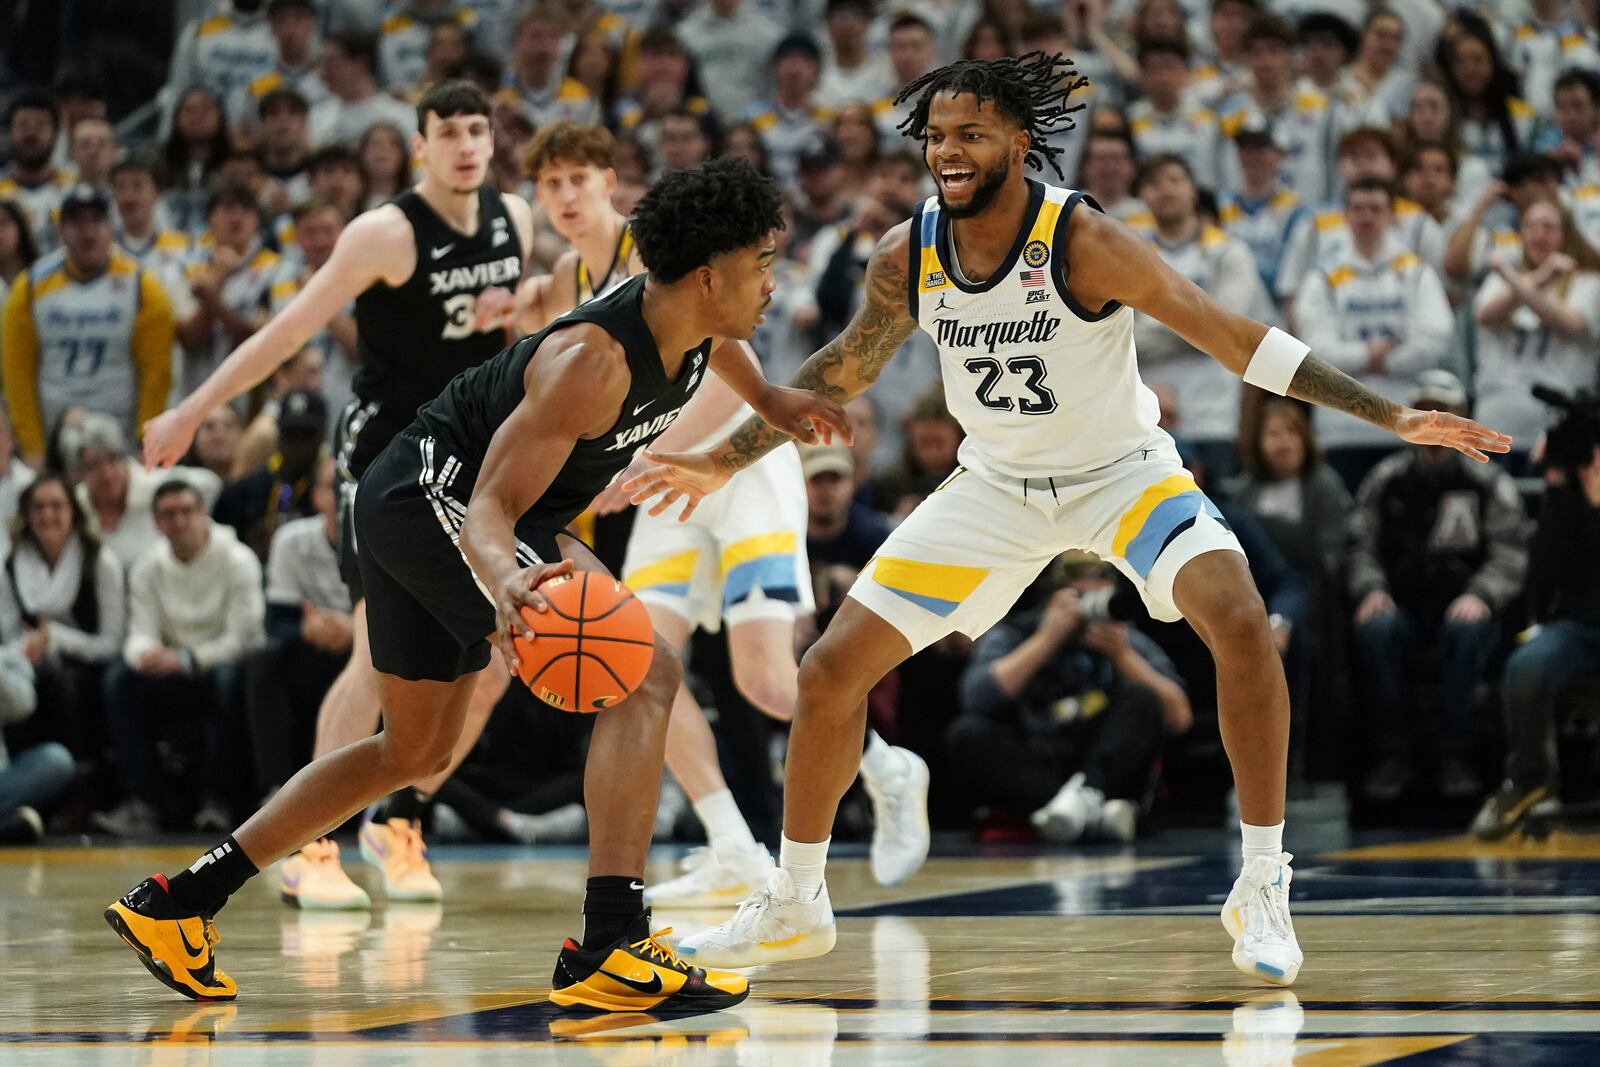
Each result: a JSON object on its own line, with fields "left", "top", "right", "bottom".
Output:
{"left": 1437, "top": 14, "right": 1538, "bottom": 178}
{"left": 0, "top": 474, "right": 125, "bottom": 785}
{"left": 243, "top": 458, "right": 352, "bottom": 798}
{"left": 1506, "top": 0, "right": 1600, "bottom": 120}
{"left": 1216, "top": 14, "right": 1338, "bottom": 204}
{"left": 1127, "top": 39, "right": 1220, "bottom": 192}
{"left": 1403, "top": 80, "right": 1494, "bottom": 207}
{"left": 495, "top": 3, "right": 601, "bottom": 132}
{"left": 256, "top": 88, "right": 315, "bottom": 220}
{"left": 163, "top": 0, "right": 279, "bottom": 134}
{"left": 1472, "top": 197, "right": 1600, "bottom": 472}
{"left": 159, "top": 87, "right": 233, "bottom": 237}
{"left": 1346, "top": 9, "right": 1416, "bottom": 121}
{"left": 680, "top": 0, "right": 786, "bottom": 124}
{"left": 1544, "top": 70, "right": 1600, "bottom": 187}
{"left": 816, "top": 0, "right": 894, "bottom": 111}
{"left": 0, "top": 94, "right": 75, "bottom": 255}
{"left": 1217, "top": 123, "right": 1306, "bottom": 301}
{"left": 747, "top": 35, "right": 835, "bottom": 186}
{"left": 177, "top": 186, "right": 282, "bottom": 396}
{"left": 67, "top": 120, "right": 116, "bottom": 194}
{"left": 1297, "top": 13, "right": 1388, "bottom": 136}
{"left": 229, "top": 0, "right": 331, "bottom": 135}
{"left": 1131, "top": 154, "right": 1274, "bottom": 480}
{"left": 872, "top": 12, "right": 939, "bottom": 142}
{"left": 309, "top": 30, "right": 418, "bottom": 149}
{"left": 1075, "top": 129, "right": 1145, "bottom": 225}
{"left": 98, "top": 480, "right": 264, "bottom": 835}
{"left": 1294, "top": 177, "right": 1454, "bottom": 487}
{"left": 378, "top": 1, "right": 478, "bottom": 95}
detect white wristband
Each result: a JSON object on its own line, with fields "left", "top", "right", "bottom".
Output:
{"left": 1242, "top": 327, "right": 1310, "bottom": 396}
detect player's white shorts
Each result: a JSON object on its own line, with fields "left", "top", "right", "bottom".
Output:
{"left": 848, "top": 437, "right": 1244, "bottom": 653}
{"left": 622, "top": 441, "right": 814, "bottom": 633}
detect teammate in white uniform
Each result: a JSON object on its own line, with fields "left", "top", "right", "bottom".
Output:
{"left": 518, "top": 122, "right": 932, "bottom": 901}
{"left": 627, "top": 54, "right": 1511, "bottom": 987}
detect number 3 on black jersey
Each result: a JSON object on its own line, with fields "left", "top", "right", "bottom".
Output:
{"left": 440, "top": 293, "right": 477, "bottom": 340}
{"left": 963, "top": 355, "right": 1058, "bottom": 414}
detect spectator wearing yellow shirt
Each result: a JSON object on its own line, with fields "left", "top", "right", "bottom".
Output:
{"left": 2, "top": 186, "right": 174, "bottom": 468}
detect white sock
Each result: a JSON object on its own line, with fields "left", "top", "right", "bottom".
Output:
{"left": 693, "top": 789, "right": 759, "bottom": 856}
{"left": 1240, "top": 820, "right": 1285, "bottom": 863}
{"left": 779, "top": 835, "right": 830, "bottom": 900}
{"left": 859, "top": 730, "right": 905, "bottom": 783}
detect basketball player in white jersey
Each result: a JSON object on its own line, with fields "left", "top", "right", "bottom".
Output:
{"left": 626, "top": 54, "right": 1512, "bottom": 986}
{"left": 518, "top": 121, "right": 932, "bottom": 899}
{"left": 139, "top": 82, "right": 536, "bottom": 910}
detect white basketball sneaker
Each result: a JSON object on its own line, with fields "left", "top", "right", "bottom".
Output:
{"left": 1031, "top": 773, "right": 1101, "bottom": 843}
{"left": 1221, "top": 852, "right": 1303, "bottom": 986}
{"left": 644, "top": 845, "right": 775, "bottom": 909}
{"left": 863, "top": 747, "right": 931, "bottom": 886}
{"left": 672, "top": 869, "right": 837, "bottom": 969}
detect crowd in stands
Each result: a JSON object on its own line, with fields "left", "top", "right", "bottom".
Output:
{"left": 0, "top": 0, "right": 1598, "bottom": 847}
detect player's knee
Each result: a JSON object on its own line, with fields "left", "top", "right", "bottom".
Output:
{"left": 378, "top": 730, "right": 455, "bottom": 784}
{"left": 796, "top": 637, "right": 865, "bottom": 711}
{"left": 643, "top": 638, "right": 684, "bottom": 697}
{"left": 730, "top": 663, "right": 796, "bottom": 721}
{"left": 1198, "top": 591, "right": 1272, "bottom": 659}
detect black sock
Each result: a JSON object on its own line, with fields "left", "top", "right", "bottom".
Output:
{"left": 581, "top": 876, "right": 643, "bottom": 950}
{"left": 166, "top": 837, "right": 259, "bottom": 916}
{"left": 375, "top": 788, "right": 435, "bottom": 831}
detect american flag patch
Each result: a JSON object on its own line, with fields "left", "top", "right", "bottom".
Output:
{"left": 1019, "top": 270, "right": 1045, "bottom": 288}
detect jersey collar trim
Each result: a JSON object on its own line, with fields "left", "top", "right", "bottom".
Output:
{"left": 935, "top": 179, "right": 1045, "bottom": 296}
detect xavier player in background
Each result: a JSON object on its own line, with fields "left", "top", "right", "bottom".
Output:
{"left": 139, "top": 82, "right": 534, "bottom": 909}
{"left": 520, "top": 121, "right": 932, "bottom": 900}
{"left": 106, "top": 159, "right": 849, "bottom": 1010}
{"left": 626, "top": 54, "right": 1512, "bottom": 987}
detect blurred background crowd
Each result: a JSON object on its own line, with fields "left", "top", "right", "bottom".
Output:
{"left": 0, "top": 0, "right": 1598, "bottom": 849}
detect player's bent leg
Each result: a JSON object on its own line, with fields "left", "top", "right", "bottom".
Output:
{"left": 725, "top": 615, "right": 799, "bottom": 722}
{"left": 1172, "top": 549, "right": 1301, "bottom": 987}
{"left": 108, "top": 671, "right": 478, "bottom": 1000}
{"left": 548, "top": 534, "right": 748, "bottom": 1013}
{"left": 676, "top": 599, "right": 913, "bottom": 968}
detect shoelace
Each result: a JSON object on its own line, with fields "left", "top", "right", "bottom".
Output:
{"left": 304, "top": 838, "right": 339, "bottom": 865}
{"left": 203, "top": 919, "right": 221, "bottom": 950}
{"left": 387, "top": 820, "right": 429, "bottom": 876}
{"left": 632, "top": 928, "right": 689, "bottom": 970}
{"left": 728, "top": 884, "right": 778, "bottom": 935}
{"left": 1243, "top": 874, "right": 1293, "bottom": 942}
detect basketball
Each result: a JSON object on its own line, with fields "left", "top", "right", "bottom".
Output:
{"left": 513, "top": 573, "right": 656, "bottom": 712}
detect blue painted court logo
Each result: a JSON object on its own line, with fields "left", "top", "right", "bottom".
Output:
{"left": 1022, "top": 240, "right": 1049, "bottom": 268}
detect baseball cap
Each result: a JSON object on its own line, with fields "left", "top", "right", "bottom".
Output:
{"left": 798, "top": 133, "right": 842, "bottom": 171}
{"left": 57, "top": 183, "right": 111, "bottom": 222}
{"left": 773, "top": 33, "right": 822, "bottom": 65}
{"left": 800, "top": 444, "right": 854, "bottom": 480}
{"left": 1411, "top": 369, "right": 1468, "bottom": 411}
{"left": 278, "top": 388, "right": 329, "bottom": 434}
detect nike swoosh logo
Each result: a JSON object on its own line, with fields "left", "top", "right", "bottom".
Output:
{"left": 632, "top": 401, "right": 655, "bottom": 416}
{"left": 629, "top": 881, "right": 645, "bottom": 891}
{"left": 176, "top": 923, "right": 207, "bottom": 962}
{"left": 431, "top": 244, "right": 454, "bottom": 259}
{"left": 598, "top": 967, "right": 663, "bottom": 995}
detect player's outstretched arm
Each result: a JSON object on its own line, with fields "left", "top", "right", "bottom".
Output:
{"left": 142, "top": 208, "right": 414, "bottom": 468}
{"left": 1065, "top": 209, "right": 1513, "bottom": 464}
{"left": 621, "top": 223, "right": 916, "bottom": 515}
{"left": 706, "top": 338, "right": 852, "bottom": 447}
{"left": 460, "top": 327, "right": 629, "bottom": 672}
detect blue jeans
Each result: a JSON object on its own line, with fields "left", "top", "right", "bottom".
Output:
{"left": 0, "top": 743, "right": 74, "bottom": 822}
{"left": 103, "top": 663, "right": 240, "bottom": 809}
{"left": 1352, "top": 607, "right": 1498, "bottom": 760}
{"left": 1503, "top": 620, "right": 1600, "bottom": 789}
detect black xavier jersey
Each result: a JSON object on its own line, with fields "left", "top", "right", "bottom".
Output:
{"left": 411, "top": 273, "right": 711, "bottom": 530}
{"left": 347, "top": 186, "right": 520, "bottom": 474}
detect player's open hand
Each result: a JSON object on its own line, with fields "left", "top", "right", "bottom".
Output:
{"left": 494, "top": 558, "right": 576, "bottom": 675}
{"left": 1395, "top": 408, "right": 1512, "bottom": 463}
{"left": 142, "top": 407, "right": 201, "bottom": 470}
{"left": 756, "top": 386, "right": 853, "bottom": 446}
{"left": 473, "top": 285, "right": 518, "bottom": 333}
{"left": 621, "top": 450, "right": 730, "bottom": 521}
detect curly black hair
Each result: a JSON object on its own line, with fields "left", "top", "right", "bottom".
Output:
{"left": 630, "top": 157, "right": 785, "bottom": 284}
{"left": 894, "top": 52, "right": 1088, "bottom": 180}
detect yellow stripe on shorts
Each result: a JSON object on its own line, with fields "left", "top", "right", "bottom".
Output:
{"left": 871, "top": 557, "right": 990, "bottom": 618}
{"left": 625, "top": 549, "right": 699, "bottom": 592}
{"left": 1111, "top": 474, "right": 1201, "bottom": 557}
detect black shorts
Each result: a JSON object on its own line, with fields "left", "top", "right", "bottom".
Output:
{"left": 353, "top": 430, "right": 562, "bottom": 683}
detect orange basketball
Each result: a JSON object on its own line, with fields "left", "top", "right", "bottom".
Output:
{"left": 513, "top": 573, "right": 655, "bottom": 712}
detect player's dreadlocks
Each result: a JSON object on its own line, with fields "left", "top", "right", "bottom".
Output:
{"left": 894, "top": 52, "right": 1089, "bottom": 180}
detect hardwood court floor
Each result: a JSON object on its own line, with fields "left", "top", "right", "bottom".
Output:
{"left": 4, "top": 829, "right": 1600, "bottom": 1065}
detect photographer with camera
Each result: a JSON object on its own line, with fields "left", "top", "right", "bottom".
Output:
{"left": 1472, "top": 389, "right": 1600, "bottom": 839}
{"left": 948, "top": 557, "right": 1191, "bottom": 845}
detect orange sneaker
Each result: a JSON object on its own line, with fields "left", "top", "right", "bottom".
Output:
{"left": 104, "top": 875, "right": 238, "bottom": 1001}
{"left": 358, "top": 818, "right": 442, "bottom": 902}
{"left": 280, "top": 839, "right": 371, "bottom": 910}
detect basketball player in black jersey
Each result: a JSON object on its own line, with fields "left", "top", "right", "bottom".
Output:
{"left": 140, "top": 82, "right": 533, "bottom": 908}
{"left": 105, "top": 158, "right": 849, "bottom": 1012}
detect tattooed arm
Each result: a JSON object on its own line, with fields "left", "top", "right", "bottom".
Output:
{"left": 719, "top": 221, "right": 918, "bottom": 473}
{"left": 1063, "top": 208, "right": 1512, "bottom": 460}
{"left": 621, "top": 222, "right": 919, "bottom": 518}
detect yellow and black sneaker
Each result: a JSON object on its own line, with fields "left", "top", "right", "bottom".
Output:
{"left": 104, "top": 875, "right": 238, "bottom": 1001}
{"left": 549, "top": 913, "right": 749, "bottom": 1013}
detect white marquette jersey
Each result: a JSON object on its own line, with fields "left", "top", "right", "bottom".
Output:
{"left": 910, "top": 181, "right": 1160, "bottom": 479}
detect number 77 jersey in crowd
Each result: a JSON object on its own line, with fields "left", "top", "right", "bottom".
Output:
{"left": 910, "top": 180, "right": 1162, "bottom": 481}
